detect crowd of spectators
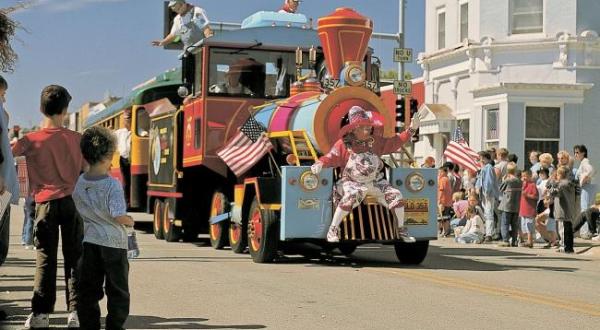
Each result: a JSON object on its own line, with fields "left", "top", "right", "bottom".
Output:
{"left": 434, "top": 145, "right": 598, "bottom": 253}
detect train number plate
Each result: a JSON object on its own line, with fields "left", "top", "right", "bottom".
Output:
{"left": 298, "top": 198, "right": 320, "bottom": 209}
{"left": 404, "top": 198, "right": 429, "bottom": 225}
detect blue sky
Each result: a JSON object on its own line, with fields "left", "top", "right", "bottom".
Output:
{"left": 4, "top": 0, "right": 424, "bottom": 128}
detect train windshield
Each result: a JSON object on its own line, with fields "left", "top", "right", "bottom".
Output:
{"left": 208, "top": 48, "right": 304, "bottom": 99}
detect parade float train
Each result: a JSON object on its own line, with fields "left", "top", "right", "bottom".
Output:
{"left": 88, "top": 8, "right": 438, "bottom": 264}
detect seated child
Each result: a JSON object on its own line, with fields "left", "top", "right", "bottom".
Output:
{"left": 573, "top": 201, "right": 600, "bottom": 240}
{"left": 455, "top": 205, "right": 485, "bottom": 244}
{"left": 450, "top": 192, "right": 468, "bottom": 230}
{"left": 311, "top": 106, "right": 423, "bottom": 243}
{"left": 535, "top": 195, "right": 559, "bottom": 248}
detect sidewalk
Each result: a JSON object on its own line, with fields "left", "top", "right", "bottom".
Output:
{"left": 431, "top": 235, "right": 600, "bottom": 258}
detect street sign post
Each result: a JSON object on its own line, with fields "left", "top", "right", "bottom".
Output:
{"left": 393, "top": 48, "right": 413, "bottom": 63}
{"left": 393, "top": 80, "right": 412, "bottom": 95}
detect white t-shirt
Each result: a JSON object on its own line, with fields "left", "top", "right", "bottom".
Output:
{"left": 114, "top": 128, "right": 131, "bottom": 159}
{"left": 170, "top": 6, "right": 210, "bottom": 47}
{"left": 576, "top": 158, "right": 596, "bottom": 186}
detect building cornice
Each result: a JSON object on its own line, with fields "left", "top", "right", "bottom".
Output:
{"left": 419, "top": 33, "right": 600, "bottom": 67}
{"left": 471, "top": 82, "right": 594, "bottom": 94}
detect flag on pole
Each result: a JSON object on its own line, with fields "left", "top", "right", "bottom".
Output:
{"left": 443, "top": 126, "right": 480, "bottom": 173}
{"left": 217, "top": 116, "right": 273, "bottom": 177}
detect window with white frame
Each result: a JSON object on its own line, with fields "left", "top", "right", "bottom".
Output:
{"left": 524, "top": 106, "right": 560, "bottom": 165}
{"left": 437, "top": 9, "right": 446, "bottom": 49}
{"left": 510, "top": 0, "right": 543, "bottom": 34}
{"left": 484, "top": 107, "right": 499, "bottom": 150}
{"left": 457, "top": 119, "right": 470, "bottom": 145}
{"left": 460, "top": 2, "right": 469, "bottom": 42}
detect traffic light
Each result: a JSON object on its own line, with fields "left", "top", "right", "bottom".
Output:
{"left": 410, "top": 99, "right": 419, "bottom": 118}
{"left": 395, "top": 97, "right": 405, "bottom": 133}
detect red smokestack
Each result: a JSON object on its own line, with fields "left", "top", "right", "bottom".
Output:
{"left": 317, "top": 8, "right": 373, "bottom": 79}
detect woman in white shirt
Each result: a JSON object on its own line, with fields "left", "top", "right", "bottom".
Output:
{"left": 574, "top": 145, "right": 596, "bottom": 210}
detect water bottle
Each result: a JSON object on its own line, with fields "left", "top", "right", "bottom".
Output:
{"left": 127, "top": 229, "right": 140, "bottom": 259}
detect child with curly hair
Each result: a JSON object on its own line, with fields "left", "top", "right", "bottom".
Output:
{"left": 73, "top": 126, "right": 134, "bottom": 329}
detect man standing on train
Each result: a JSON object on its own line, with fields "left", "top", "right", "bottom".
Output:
{"left": 152, "top": 0, "right": 212, "bottom": 50}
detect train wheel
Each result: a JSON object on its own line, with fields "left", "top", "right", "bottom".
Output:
{"left": 229, "top": 220, "right": 247, "bottom": 254}
{"left": 338, "top": 243, "right": 358, "bottom": 256}
{"left": 394, "top": 240, "right": 429, "bottom": 265}
{"left": 209, "top": 191, "right": 230, "bottom": 249}
{"left": 153, "top": 199, "right": 164, "bottom": 240}
{"left": 163, "top": 200, "right": 181, "bottom": 242}
{"left": 247, "top": 197, "right": 279, "bottom": 263}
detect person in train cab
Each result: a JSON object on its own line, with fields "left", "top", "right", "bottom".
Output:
{"left": 151, "top": 0, "right": 212, "bottom": 50}
{"left": 310, "top": 105, "right": 425, "bottom": 243}
{"left": 278, "top": 0, "right": 301, "bottom": 14}
{"left": 209, "top": 63, "right": 253, "bottom": 95}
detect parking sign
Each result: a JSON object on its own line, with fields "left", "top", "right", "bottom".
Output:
{"left": 393, "top": 80, "right": 412, "bottom": 95}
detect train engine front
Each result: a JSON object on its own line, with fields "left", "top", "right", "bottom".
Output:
{"left": 235, "top": 8, "right": 438, "bottom": 264}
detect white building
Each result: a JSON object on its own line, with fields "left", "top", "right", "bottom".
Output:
{"left": 417, "top": 0, "right": 600, "bottom": 170}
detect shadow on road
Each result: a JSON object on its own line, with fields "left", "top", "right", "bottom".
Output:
{"left": 270, "top": 244, "right": 584, "bottom": 273}
{"left": 125, "top": 315, "right": 266, "bottom": 329}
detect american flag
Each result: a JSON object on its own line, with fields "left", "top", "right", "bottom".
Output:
{"left": 443, "top": 126, "right": 480, "bottom": 173}
{"left": 217, "top": 116, "right": 273, "bottom": 177}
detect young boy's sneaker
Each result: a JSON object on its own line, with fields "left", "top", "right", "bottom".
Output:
{"left": 591, "top": 235, "right": 600, "bottom": 242}
{"left": 67, "top": 311, "right": 79, "bottom": 328}
{"left": 24, "top": 313, "right": 49, "bottom": 328}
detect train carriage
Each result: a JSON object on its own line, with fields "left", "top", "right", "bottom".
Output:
{"left": 149, "top": 8, "right": 438, "bottom": 264}
{"left": 84, "top": 68, "right": 183, "bottom": 212}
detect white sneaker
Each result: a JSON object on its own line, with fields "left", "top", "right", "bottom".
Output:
{"left": 24, "top": 313, "right": 49, "bottom": 328}
{"left": 326, "top": 227, "right": 339, "bottom": 243}
{"left": 67, "top": 311, "right": 79, "bottom": 328}
{"left": 397, "top": 227, "right": 416, "bottom": 243}
{"left": 592, "top": 235, "right": 600, "bottom": 242}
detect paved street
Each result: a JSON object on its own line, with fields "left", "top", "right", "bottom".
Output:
{"left": 1, "top": 205, "right": 600, "bottom": 329}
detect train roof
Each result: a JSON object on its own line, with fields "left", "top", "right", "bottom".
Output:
{"left": 189, "top": 12, "right": 320, "bottom": 53}
{"left": 84, "top": 68, "right": 182, "bottom": 127}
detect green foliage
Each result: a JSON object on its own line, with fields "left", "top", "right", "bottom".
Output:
{"left": 379, "top": 69, "right": 413, "bottom": 80}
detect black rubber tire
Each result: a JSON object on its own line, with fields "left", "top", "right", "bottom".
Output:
{"left": 394, "top": 240, "right": 429, "bottom": 265}
{"left": 0, "top": 209, "right": 9, "bottom": 266}
{"left": 153, "top": 199, "right": 164, "bottom": 240}
{"left": 248, "top": 198, "right": 279, "bottom": 263}
{"left": 163, "top": 200, "right": 182, "bottom": 242}
{"left": 209, "top": 191, "right": 230, "bottom": 249}
{"left": 229, "top": 221, "right": 247, "bottom": 254}
{"left": 338, "top": 243, "right": 358, "bottom": 256}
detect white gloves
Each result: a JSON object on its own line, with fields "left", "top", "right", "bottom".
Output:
{"left": 409, "top": 108, "right": 427, "bottom": 131}
{"left": 311, "top": 161, "right": 323, "bottom": 175}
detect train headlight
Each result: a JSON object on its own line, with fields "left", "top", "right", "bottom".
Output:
{"left": 406, "top": 172, "right": 425, "bottom": 193}
{"left": 344, "top": 62, "right": 366, "bottom": 87}
{"left": 300, "top": 171, "right": 319, "bottom": 191}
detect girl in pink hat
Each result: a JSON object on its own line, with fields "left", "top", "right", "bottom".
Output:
{"left": 311, "top": 106, "right": 423, "bottom": 243}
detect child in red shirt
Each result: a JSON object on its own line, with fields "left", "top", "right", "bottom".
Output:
{"left": 519, "top": 169, "right": 539, "bottom": 248}
{"left": 14, "top": 85, "right": 85, "bottom": 328}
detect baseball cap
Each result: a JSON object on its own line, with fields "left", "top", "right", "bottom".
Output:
{"left": 168, "top": 0, "right": 185, "bottom": 8}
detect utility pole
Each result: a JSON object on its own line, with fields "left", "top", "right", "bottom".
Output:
{"left": 398, "top": 0, "right": 405, "bottom": 86}
{"left": 399, "top": 0, "right": 410, "bottom": 129}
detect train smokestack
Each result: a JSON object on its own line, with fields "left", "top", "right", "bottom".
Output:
{"left": 317, "top": 8, "right": 373, "bottom": 79}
